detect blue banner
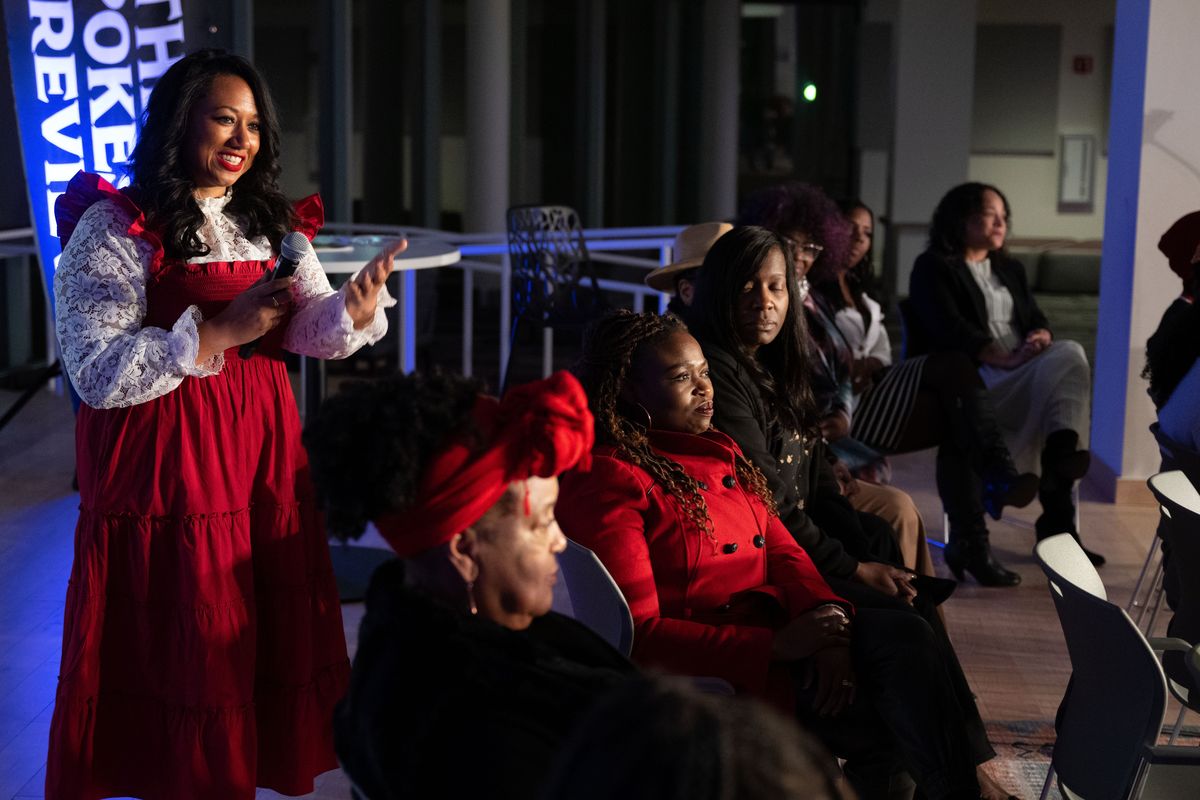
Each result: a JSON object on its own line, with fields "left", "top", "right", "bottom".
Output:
{"left": 3, "top": 0, "right": 188, "bottom": 313}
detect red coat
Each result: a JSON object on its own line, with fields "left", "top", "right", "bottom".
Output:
{"left": 556, "top": 429, "right": 847, "bottom": 701}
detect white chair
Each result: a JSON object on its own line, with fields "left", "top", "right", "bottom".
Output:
{"left": 551, "top": 538, "right": 734, "bottom": 694}
{"left": 1034, "top": 534, "right": 1200, "bottom": 800}
{"left": 552, "top": 538, "right": 635, "bottom": 657}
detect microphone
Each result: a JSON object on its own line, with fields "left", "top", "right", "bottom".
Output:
{"left": 238, "top": 231, "right": 311, "bottom": 360}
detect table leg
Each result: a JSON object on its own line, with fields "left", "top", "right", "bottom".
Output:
{"left": 398, "top": 269, "right": 417, "bottom": 373}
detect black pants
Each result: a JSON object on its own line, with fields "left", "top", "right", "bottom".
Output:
{"left": 883, "top": 351, "right": 991, "bottom": 526}
{"left": 794, "top": 605, "right": 981, "bottom": 800}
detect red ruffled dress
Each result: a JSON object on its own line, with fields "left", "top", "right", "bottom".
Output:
{"left": 46, "top": 175, "right": 350, "bottom": 799}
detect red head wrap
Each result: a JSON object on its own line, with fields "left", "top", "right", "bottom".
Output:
{"left": 373, "top": 371, "right": 594, "bottom": 557}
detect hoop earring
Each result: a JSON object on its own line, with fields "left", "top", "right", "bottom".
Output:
{"left": 465, "top": 580, "right": 478, "bottom": 616}
{"left": 634, "top": 402, "right": 653, "bottom": 430}
{"left": 616, "top": 398, "right": 653, "bottom": 432}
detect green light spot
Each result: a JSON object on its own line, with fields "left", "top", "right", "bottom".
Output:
{"left": 802, "top": 83, "right": 817, "bottom": 102}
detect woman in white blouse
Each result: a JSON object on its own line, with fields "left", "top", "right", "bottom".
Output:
{"left": 46, "top": 50, "right": 398, "bottom": 799}
{"left": 908, "top": 183, "right": 1102, "bottom": 574}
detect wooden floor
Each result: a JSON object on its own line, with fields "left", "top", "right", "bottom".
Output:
{"left": 0, "top": 386, "right": 1176, "bottom": 798}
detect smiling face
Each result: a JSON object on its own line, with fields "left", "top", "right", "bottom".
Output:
{"left": 624, "top": 330, "right": 714, "bottom": 435}
{"left": 184, "top": 73, "right": 260, "bottom": 198}
{"left": 734, "top": 247, "right": 790, "bottom": 351}
{"left": 963, "top": 189, "right": 1008, "bottom": 255}
{"left": 471, "top": 477, "right": 566, "bottom": 630}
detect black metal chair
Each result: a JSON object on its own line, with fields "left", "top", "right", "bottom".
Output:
{"left": 1034, "top": 534, "right": 1200, "bottom": 800}
{"left": 503, "top": 205, "right": 607, "bottom": 392}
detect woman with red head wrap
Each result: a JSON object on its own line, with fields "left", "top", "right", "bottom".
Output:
{"left": 303, "top": 370, "right": 633, "bottom": 799}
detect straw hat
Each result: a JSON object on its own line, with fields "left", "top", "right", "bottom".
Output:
{"left": 644, "top": 222, "right": 734, "bottom": 292}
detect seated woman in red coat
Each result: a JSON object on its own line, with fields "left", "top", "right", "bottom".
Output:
{"left": 558, "top": 309, "right": 983, "bottom": 800}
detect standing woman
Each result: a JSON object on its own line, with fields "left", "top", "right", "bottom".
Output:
{"left": 909, "top": 183, "right": 1102, "bottom": 564}
{"left": 48, "top": 50, "right": 402, "bottom": 799}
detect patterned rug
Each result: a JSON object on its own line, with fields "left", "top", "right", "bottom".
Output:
{"left": 984, "top": 720, "right": 1200, "bottom": 799}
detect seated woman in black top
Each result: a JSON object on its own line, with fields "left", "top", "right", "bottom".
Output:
{"left": 1146, "top": 210, "right": 1200, "bottom": 450}
{"left": 682, "top": 225, "right": 1018, "bottom": 800}
{"left": 909, "top": 182, "right": 1102, "bottom": 567}
{"left": 739, "top": 182, "right": 1037, "bottom": 587}
{"left": 303, "top": 371, "right": 633, "bottom": 799}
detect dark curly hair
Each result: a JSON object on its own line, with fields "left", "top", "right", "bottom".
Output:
{"left": 684, "top": 226, "right": 820, "bottom": 438}
{"left": 736, "top": 181, "right": 852, "bottom": 286}
{"left": 302, "top": 371, "right": 485, "bottom": 541}
{"left": 928, "top": 182, "right": 1011, "bottom": 257}
{"left": 572, "top": 309, "right": 778, "bottom": 548}
{"left": 126, "top": 49, "right": 295, "bottom": 259}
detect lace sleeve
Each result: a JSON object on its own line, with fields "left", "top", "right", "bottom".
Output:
{"left": 54, "top": 200, "right": 222, "bottom": 409}
{"left": 283, "top": 247, "right": 394, "bottom": 359}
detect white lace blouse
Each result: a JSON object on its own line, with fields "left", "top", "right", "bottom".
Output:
{"left": 55, "top": 193, "right": 394, "bottom": 409}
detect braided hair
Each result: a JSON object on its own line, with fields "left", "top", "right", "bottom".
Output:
{"left": 573, "top": 310, "right": 779, "bottom": 548}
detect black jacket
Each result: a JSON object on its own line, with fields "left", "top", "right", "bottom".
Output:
{"left": 908, "top": 249, "right": 1050, "bottom": 362}
{"left": 698, "top": 337, "right": 860, "bottom": 578}
{"left": 334, "top": 559, "right": 633, "bottom": 800}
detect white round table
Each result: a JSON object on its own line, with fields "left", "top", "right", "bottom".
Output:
{"left": 315, "top": 238, "right": 461, "bottom": 274}
{"left": 313, "top": 237, "right": 461, "bottom": 375}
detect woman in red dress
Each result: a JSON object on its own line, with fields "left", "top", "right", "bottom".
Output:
{"left": 47, "top": 50, "right": 402, "bottom": 799}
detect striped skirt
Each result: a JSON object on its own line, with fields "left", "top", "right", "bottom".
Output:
{"left": 850, "top": 356, "right": 928, "bottom": 452}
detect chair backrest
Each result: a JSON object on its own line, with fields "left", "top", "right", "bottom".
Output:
{"left": 1151, "top": 422, "right": 1200, "bottom": 481}
{"left": 1035, "top": 534, "right": 1167, "bottom": 800}
{"left": 551, "top": 538, "right": 635, "bottom": 657}
{"left": 505, "top": 205, "right": 599, "bottom": 323}
{"left": 1148, "top": 470, "right": 1200, "bottom": 698}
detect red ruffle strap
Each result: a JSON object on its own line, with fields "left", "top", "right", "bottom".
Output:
{"left": 55, "top": 172, "right": 166, "bottom": 275}
{"left": 292, "top": 194, "right": 324, "bottom": 241}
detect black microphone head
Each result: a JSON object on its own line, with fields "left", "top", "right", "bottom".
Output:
{"left": 280, "top": 231, "right": 311, "bottom": 262}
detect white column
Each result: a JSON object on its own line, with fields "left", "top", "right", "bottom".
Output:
{"left": 1090, "top": 0, "right": 1200, "bottom": 501}
{"left": 888, "top": 0, "right": 977, "bottom": 295}
{"left": 465, "top": 0, "right": 511, "bottom": 233}
{"left": 698, "top": 0, "right": 739, "bottom": 221}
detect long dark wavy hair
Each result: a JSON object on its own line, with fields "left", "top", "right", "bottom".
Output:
{"left": 572, "top": 309, "right": 778, "bottom": 546}
{"left": 127, "top": 49, "right": 295, "bottom": 259}
{"left": 736, "top": 181, "right": 852, "bottom": 287}
{"left": 928, "top": 182, "right": 1011, "bottom": 257}
{"left": 303, "top": 371, "right": 485, "bottom": 541}
{"left": 684, "top": 226, "right": 820, "bottom": 438}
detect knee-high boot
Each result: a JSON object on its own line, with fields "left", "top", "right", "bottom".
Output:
{"left": 955, "top": 389, "right": 1039, "bottom": 520}
{"left": 1036, "top": 430, "right": 1104, "bottom": 566}
{"left": 938, "top": 444, "right": 1022, "bottom": 587}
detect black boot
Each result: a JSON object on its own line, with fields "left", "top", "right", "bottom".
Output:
{"left": 944, "top": 519, "right": 1022, "bottom": 587}
{"left": 957, "top": 389, "right": 1039, "bottom": 521}
{"left": 1037, "top": 430, "right": 1104, "bottom": 567}
{"left": 1042, "top": 429, "right": 1091, "bottom": 481}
